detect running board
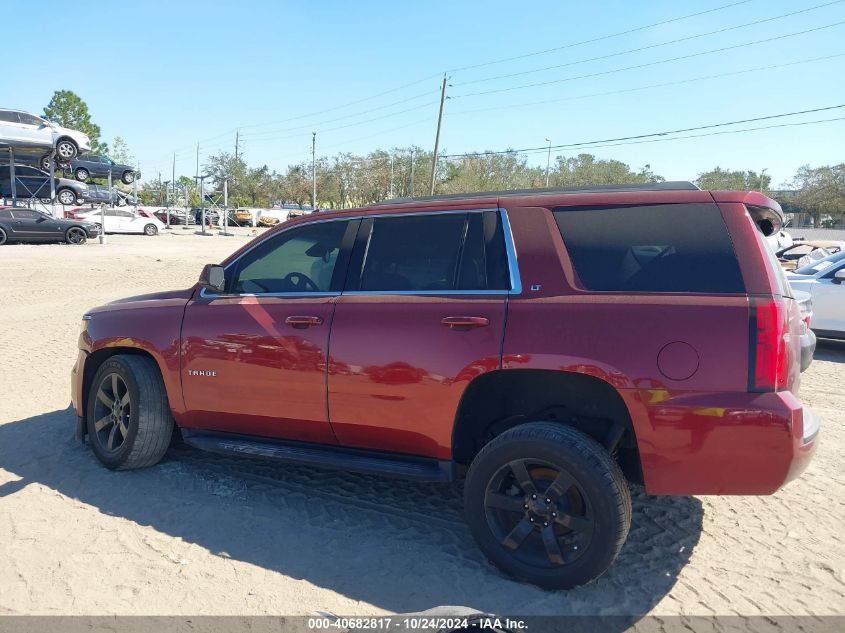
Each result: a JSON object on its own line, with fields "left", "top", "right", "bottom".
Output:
{"left": 180, "top": 430, "right": 453, "bottom": 482}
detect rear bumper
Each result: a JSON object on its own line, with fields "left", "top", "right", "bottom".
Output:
{"left": 623, "top": 389, "right": 819, "bottom": 495}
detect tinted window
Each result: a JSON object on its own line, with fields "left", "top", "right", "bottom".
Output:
{"left": 18, "top": 113, "right": 41, "bottom": 126}
{"left": 553, "top": 203, "right": 744, "bottom": 293}
{"left": 11, "top": 210, "right": 39, "bottom": 219}
{"left": 0, "top": 111, "right": 18, "bottom": 123}
{"left": 16, "top": 167, "right": 42, "bottom": 177}
{"left": 458, "top": 212, "right": 510, "bottom": 290}
{"left": 0, "top": 209, "right": 11, "bottom": 218}
{"left": 232, "top": 221, "right": 349, "bottom": 293}
{"left": 356, "top": 212, "right": 510, "bottom": 292}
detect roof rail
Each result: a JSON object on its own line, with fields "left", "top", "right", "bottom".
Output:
{"left": 371, "top": 181, "right": 699, "bottom": 205}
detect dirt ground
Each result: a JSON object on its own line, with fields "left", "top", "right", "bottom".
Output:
{"left": 0, "top": 229, "right": 843, "bottom": 617}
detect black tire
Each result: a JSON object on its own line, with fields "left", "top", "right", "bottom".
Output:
{"left": 75, "top": 168, "right": 89, "bottom": 182}
{"left": 57, "top": 188, "right": 76, "bottom": 205}
{"left": 464, "top": 422, "right": 631, "bottom": 589}
{"left": 121, "top": 171, "right": 135, "bottom": 184}
{"left": 65, "top": 227, "right": 87, "bottom": 245}
{"left": 143, "top": 223, "right": 158, "bottom": 236}
{"left": 86, "top": 354, "right": 174, "bottom": 470}
{"left": 0, "top": 227, "right": 6, "bottom": 245}
{"left": 40, "top": 154, "right": 52, "bottom": 171}
{"left": 55, "top": 138, "right": 78, "bottom": 161}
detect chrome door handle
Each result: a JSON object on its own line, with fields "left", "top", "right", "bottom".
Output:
{"left": 285, "top": 315, "right": 324, "bottom": 329}
{"left": 441, "top": 316, "right": 490, "bottom": 330}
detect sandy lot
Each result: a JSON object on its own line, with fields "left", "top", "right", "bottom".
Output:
{"left": 0, "top": 229, "right": 843, "bottom": 617}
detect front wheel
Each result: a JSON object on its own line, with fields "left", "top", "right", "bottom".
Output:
{"left": 65, "top": 227, "right": 87, "bottom": 245}
{"left": 0, "top": 227, "right": 6, "bottom": 245}
{"left": 55, "top": 138, "right": 78, "bottom": 161}
{"left": 121, "top": 171, "right": 135, "bottom": 184}
{"left": 75, "top": 168, "right": 89, "bottom": 182}
{"left": 143, "top": 223, "right": 158, "bottom": 236}
{"left": 464, "top": 423, "right": 631, "bottom": 589}
{"left": 86, "top": 354, "right": 174, "bottom": 470}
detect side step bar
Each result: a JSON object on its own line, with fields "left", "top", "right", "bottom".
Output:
{"left": 181, "top": 430, "right": 453, "bottom": 483}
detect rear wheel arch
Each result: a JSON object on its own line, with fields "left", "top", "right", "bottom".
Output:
{"left": 451, "top": 369, "right": 642, "bottom": 483}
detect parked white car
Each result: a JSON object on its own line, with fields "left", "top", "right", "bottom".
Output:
{"left": 787, "top": 250, "right": 845, "bottom": 339}
{"left": 74, "top": 208, "right": 165, "bottom": 235}
{"left": 0, "top": 109, "right": 91, "bottom": 166}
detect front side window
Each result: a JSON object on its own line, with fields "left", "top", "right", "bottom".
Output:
{"left": 356, "top": 211, "right": 510, "bottom": 292}
{"left": 232, "top": 221, "right": 349, "bottom": 294}
{"left": 553, "top": 203, "right": 745, "bottom": 293}
{"left": 0, "top": 111, "right": 19, "bottom": 123}
{"left": 11, "top": 210, "right": 39, "bottom": 220}
{"left": 18, "top": 113, "right": 42, "bottom": 126}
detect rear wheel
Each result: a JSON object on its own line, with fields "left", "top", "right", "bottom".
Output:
{"left": 0, "top": 227, "right": 6, "bottom": 245}
{"left": 65, "top": 227, "right": 87, "bottom": 245}
{"left": 86, "top": 355, "right": 174, "bottom": 470}
{"left": 464, "top": 422, "right": 631, "bottom": 589}
{"left": 75, "top": 168, "right": 89, "bottom": 182}
{"left": 121, "top": 171, "right": 135, "bottom": 184}
{"left": 143, "top": 223, "right": 158, "bottom": 236}
{"left": 40, "top": 154, "right": 53, "bottom": 171}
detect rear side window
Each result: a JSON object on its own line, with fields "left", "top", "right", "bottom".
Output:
{"left": 356, "top": 211, "right": 510, "bottom": 292}
{"left": 553, "top": 203, "right": 745, "bottom": 293}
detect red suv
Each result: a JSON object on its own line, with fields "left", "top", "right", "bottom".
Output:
{"left": 71, "top": 182, "right": 818, "bottom": 589}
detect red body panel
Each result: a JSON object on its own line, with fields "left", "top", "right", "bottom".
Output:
{"left": 178, "top": 292, "right": 337, "bottom": 443}
{"left": 327, "top": 294, "right": 506, "bottom": 459}
{"left": 71, "top": 187, "right": 817, "bottom": 496}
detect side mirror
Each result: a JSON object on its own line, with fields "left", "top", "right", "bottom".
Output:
{"left": 198, "top": 264, "right": 225, "bottom": 293}
{"left": 833, "top": 269, "right": 845, "bottom": 285}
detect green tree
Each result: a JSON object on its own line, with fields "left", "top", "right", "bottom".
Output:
{"left": 552, "top": 154, "right": 664, "bottom": 187}
{"left": 695, "top": 167, "right": 770, "bottom": 192}
{"left": 110, "top": 136, "right": 134, "bottom": 164}
{"left": 43, "top": 90, "right": 108, "bottom": 154}
{"left": 786, "top": 164, "right": 845, "bottom": 228}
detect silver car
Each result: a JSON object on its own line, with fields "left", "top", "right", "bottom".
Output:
{"left": 0, "top": 108, "right": 91, "bottom": 166}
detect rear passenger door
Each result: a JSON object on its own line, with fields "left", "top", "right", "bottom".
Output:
{"left": 327, "top": 209, "right": 514, "bottom": 459}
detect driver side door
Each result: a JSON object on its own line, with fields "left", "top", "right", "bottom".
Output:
{"left": 179, "top": 218, "right": 357, "bottom": 443}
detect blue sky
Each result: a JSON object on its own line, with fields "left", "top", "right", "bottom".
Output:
{"left": 6, "top": 0, "right": 845, "bottom": 186}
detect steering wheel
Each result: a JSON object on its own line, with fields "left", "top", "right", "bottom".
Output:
{"left": 282, "top": 272, "right": 320, "bottom": 292}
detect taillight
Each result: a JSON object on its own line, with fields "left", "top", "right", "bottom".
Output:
{"left": 749, "top": 297, "right": 790, "bottom": 392}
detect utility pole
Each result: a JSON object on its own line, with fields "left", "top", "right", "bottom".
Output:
{"left": 195, "top": 143, "right": 200, "bottom": 196}
{"left": 429, "top": 74, "right": 448, "bottom": 195}
{"left": 545, "top": 138, "right": 552, "bottom": 187}
{"left": 311, "top": 132, "right": 317, "bottom": 209}
{"left": 235, "top": 129, "right": 239, "bottom": 163}
{"left": 760, "top": 167, "right": 768, "bottom": 192}
{"left": 409, "top": 148, "right": 415, "bottom": 197}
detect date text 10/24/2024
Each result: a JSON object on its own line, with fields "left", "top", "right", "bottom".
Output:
{"left": 307, "top": 617, "right": 528, "bottom": 631}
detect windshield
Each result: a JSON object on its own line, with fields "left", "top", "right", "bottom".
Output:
{"left": 792, "top": 249, "right": 845, "bottom": 275}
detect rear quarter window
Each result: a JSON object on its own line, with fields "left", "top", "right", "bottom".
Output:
{"left": 552, "top": 203, "right": 745, "bottom": 293}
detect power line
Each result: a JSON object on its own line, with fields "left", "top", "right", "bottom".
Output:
{"left": 452, "top": 20, "right": 845, "bottom": 98}
{"left": 447, "top": 0, "right": 755, "bottom": 73}
{"left": 449, "top": 53, "right": 845, "bottom": 117}
{"left": 455, "top": 1, "right": 844, "bottom": 87}
{"left": 440, "top": 104, "right": 845, "bottom": 158}
{"left": 241, "top": 100, "right": 438, "bottom": 143}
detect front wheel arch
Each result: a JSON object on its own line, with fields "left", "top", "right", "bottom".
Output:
{"left": 82, "top": 347, "right": 175, "bottom": 432}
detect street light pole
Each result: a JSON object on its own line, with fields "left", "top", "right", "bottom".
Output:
{"left": 545, "top": 138, "right": 552, "bottom": 187}
{"left": 760, "top": 168, "right": 768, "bottom": 192}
